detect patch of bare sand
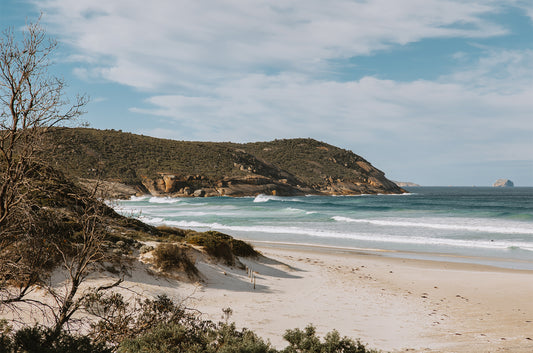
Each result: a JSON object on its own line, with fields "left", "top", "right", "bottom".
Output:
{"left": 174, "top": 244, "right": 533, "bottom": 352}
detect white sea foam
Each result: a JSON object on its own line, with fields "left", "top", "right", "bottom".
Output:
{"left": 253, "top": 194, "right": 305, "bottom": 203}
{"left": 136, "top": 217, "right": 533, "bottom": 252}
{"left": 331, "top": 194, "right": 367, "bottom": 197}
{"left": 172, "top": 211, "right": 236, "bottom": 217}
{"left": 282, "top": 207, "right": 316, "bottom": 215}
{"left": 128, "top": 195, "right": 150, "bottom": 202}
{"left": 283, "top": 207, "right": 314, "bottom": 214}
{"left": 138, "top": 216, "right": 164, "bottom": 223}
{"left": 253, "top": 194, "right": 276, "bottom": 202}
{"left": 171, "top": 211, "right": 209, "bottom": 216}
{"left": 148, "top": 196, "right": 181, "bottom": 204}
{"left": 377, "top": 193, "right": 415, "bottom": 196}
{"left": 332, "top": 216, "right": 533, "bottom": 235}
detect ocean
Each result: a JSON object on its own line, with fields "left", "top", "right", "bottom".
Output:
{"left": 114, "top": 187, "right": 533, "bottom": 270}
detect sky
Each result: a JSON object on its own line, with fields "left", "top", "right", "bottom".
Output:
{"left": 1, "top": 0, "right": 532, "bottom": 186}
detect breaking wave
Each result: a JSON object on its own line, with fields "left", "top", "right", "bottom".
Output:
{"left": 137, "top": 217, "right": 533, "bottom": 252}
{"left": 332, "top": 216, "right": 533, "bottom": 235}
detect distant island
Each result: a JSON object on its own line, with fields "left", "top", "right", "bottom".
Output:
{"left": 44, "top": 128, "right": 405, "bottom": 198}
{"left": 493, "top": 179, "right": 514, "bottom": 187}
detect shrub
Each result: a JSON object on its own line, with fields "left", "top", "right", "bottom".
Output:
{"left": 119, "top": 322, "right": 379, "bottom": 353}
{"left": 156, "top": 226, "right": 188, "bottom": 238}
{"left": 282, "top": 325, "right": 379, "bottom": 353}
{"left": 118, "top": 322, "right": 211, "bottom": 353}
{"left": 0, "top": 326, "right": 112, "bottom": 353}
{"left": 84, "top": 293, "right": 192, "bottom": 349}
{"left": 230, "top": 238, "right": 258, "bottom": 258}
{"left": 152, "top": 243, "right": 199, "bottom": 279}
{"left": 185, "top": 232, "right": 235, "bottom": 266}
{"left": 118, "top": 322, "right": 275, "bottom": 353}
{"left": 185, "top": 231, "right": 258, "bottom": 266}
{"left": 214, "top": 323, "right": 275, "bottom": 353}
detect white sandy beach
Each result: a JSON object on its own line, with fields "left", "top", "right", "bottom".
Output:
{"left": 5, "top": 242, "right": 533, "bottom": 352}
{"left": 128, "top": 243, "right": 533, "bottom": 353}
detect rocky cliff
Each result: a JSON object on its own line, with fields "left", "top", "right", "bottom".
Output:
{"left": 45, "top": 128, "right": 405, "bottom": 197}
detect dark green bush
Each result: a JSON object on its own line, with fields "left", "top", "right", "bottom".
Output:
{"left": 156, "top": 226, "right": 188, "bottom": 240}
{"left": 215, "top": 323, "right": 276, "bottom": 353}
{"left": 0, "top": 326, "right": 112, "bottom": 353}
{"left": 282, "top": 325, "right": 379, "bottom": 353}
{"left": 84, "top": 293, "right": 192, "bottom": 349}
{"left": 185, "top": 232, "right": 235, "bottom": 266}
{"left": 152, "top": 243, "right": 199, "bottom": 279}
{"left": 230, "top": 238, "right": 258, "bottom": 258}
{"left": 185, "top": 231, "right": 258, "bottom": 266}
{"left": 119, "top": 322, "right": 379, "bottom": 353}
{"left": 118, "top": 322, "right": 275, "bottom": 353}
{"left": 118, "top": 322, "right": 206, "bottom": 353}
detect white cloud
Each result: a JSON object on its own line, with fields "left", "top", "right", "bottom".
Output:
{"left": 132, "top": 57, "right": 533, "bottom": 163}
{"left": 36, "top": 0, "right": 507, "bottom": 91}
{"left": 512, "top": 1, "right": 533, "bottom": 21}
{"left": 447, "top": 49, "right": 533, "bottom": 93}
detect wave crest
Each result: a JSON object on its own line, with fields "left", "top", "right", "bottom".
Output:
{"left": 136, "top": 217, "right": 533, "bottom": 252}
{"left": 332, "top": 216, "right": 533, "bottom": 235}
{"left": 148, "top": 196, "right": 181, "bottom": 204}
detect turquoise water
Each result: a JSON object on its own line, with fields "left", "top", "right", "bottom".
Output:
{"left": 115, "top": 187, "right": 533, "bottom": 270}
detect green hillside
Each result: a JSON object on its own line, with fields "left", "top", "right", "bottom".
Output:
{"left": 44, "top": 128, "right": 403, "bottom": 196}
{"left": 46, "top": 128, "right": 249, "bottom": 183}
{"left": 241, "top": 138, "right": 373, "bottom": 186}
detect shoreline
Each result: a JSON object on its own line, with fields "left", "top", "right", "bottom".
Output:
{"left": 249, "top": 240, "right": 533, "bottom": 272}
{"left": 117, "top": 188, "right": 533, "bottom": 274}
{"left": 175, "top": 242, "right": 533, "bottom": 352}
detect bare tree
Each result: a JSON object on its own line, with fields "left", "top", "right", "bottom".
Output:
{"left": 48, "top": 194, "right": 124, "bottom": 338}
{"left": 0, "top": 167, "right": 125, "bottom": 339}
{"left": 0, "top": 20, "right": 86, "bottom": 226}
{"left": 0, "top": 20, "right": 105, "bottom": 320}
{"left": 0, "top": 19, "right": 86, "bottom": 309}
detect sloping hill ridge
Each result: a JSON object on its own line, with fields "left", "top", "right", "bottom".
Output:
{"left": 45, "top": 128, "right": 405, "bottom": 197}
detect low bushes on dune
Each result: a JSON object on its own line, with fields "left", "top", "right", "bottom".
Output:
{"left": 152, "top": 243, "right": 199, "bottom": 279}
{"left": 185, "top": 231, "right": 259, "bottom": 266}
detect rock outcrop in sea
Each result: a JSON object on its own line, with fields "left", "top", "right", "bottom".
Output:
{"left": 493, "top": 179, "right": 514, "bottom": 187}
